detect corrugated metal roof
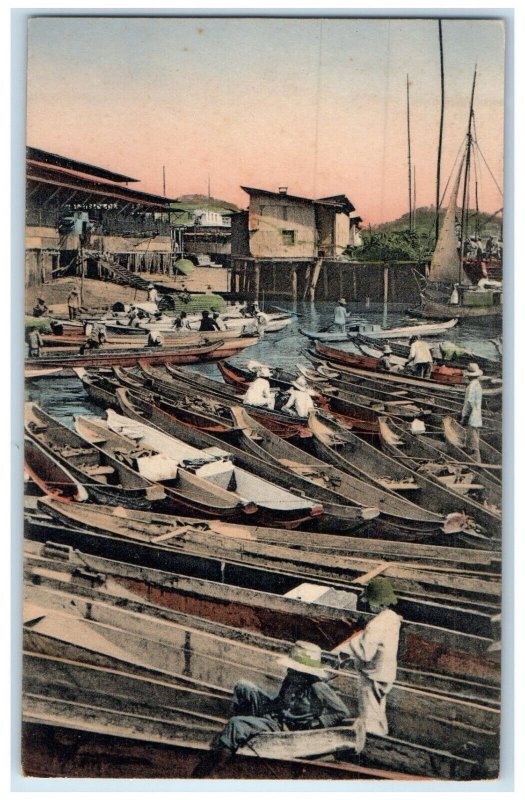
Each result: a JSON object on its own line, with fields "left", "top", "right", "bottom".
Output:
{"left": 27, "top": 146, "right": 139, "bottom": 183}
{"left": 241, "top": 186, "right": 345, "bottom": 208}
{"left": 27, "top": 162, "right": 176, "bottom": 209}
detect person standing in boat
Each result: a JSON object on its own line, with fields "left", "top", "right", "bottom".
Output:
{"left": 243, "top": 366, "right": 276, "bottom": 410}
{"left": 192, "top": 641, "right": 350, "bottom": 777}
{"left": 333, "top": 298, "right": 349, "bottom": 333}
{"left": 332, "top": 578, "right": 402, "bottom": 737}
{"left": 282, "top": 375, "right": 315, "bottom": 418}
{"left": 460, "top": 362, "right": 484, "bottom": 463}
{"left": 406, "top": 335, "right": 433, "bottom": 379}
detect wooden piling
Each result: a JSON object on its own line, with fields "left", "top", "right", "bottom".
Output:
{"left": 291, "top": 265, "right": 298, "bottom": 302}
{"left": 383, "top": 264, "right": 389, "bottom": 304}
{"left": 254, "top": 262, "right": 260, "bottom": 303}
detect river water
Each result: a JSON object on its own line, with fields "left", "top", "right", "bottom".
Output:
{"left": 25, "top": 301, "right": 502, "bottom": 427}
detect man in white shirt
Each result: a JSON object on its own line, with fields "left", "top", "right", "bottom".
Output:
{"left": 406, "top": 335, "right": 433, "bottom": 378}
{"left": 460, "top": 362, "right": 484, "bottom": 463}
{"left": 282, "top": 375, "right": 315, "bottom": 418}
{"left": 331, "top": 578, "right": 402, "bottom": 736}
{"left": 333, "top": 298, "right": 349, "bottom": 333}
{"left": 243, "top": 366, "right": 275, "bottom": 410}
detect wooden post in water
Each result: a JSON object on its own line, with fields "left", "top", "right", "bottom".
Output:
{"left": 383, "top": 264, "right": 389, "bottom": 304}
{"left": 352, "top": 266, "right": 357, "bottom": 301}
{"left": 307, "top": 258, "right": 323, "bottom": 302}
{"left": 291, "top": 264, "right": 298, "bottom": 302}
{"left": 323, "top": 263, "right": 328, "bottom": 298}
{"left": 254, "top": 262, "right": 261, "bottom": 303}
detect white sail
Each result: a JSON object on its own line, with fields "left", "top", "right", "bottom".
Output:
{"left": 428, "top": 157, "right": 465, "bottom": 284}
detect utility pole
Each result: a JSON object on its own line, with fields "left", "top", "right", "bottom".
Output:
{"left": 435, "top": 20, "right": 445, "bottom": 244}
{"left": 163, "top": 166, "right": 166, "bottom": 197}
{"left": 406, "top": 74, "right": 413, "bottom": 233}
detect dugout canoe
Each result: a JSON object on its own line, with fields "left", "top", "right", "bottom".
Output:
{"left": 25, "top": 339, "right": 224, "bottom": 370}
{"left": 313, "top": 342, "right": 503, "bottom": 398}
{"left": 24, "top": 403, "right": 164, "bottom": 508}
{"left": 306, "top": 411, "right": 489, "bottom": 539}
{"left": 29, "top": 495, "right": 501, "bottom": 573}
{"left": 114, "top": 388, "right": 377, "bottom": 533}
{"left": 300, "top": 318, "right": 459, "bottom": 342}
{"left": 36, "top": 497, "right": 501, "bottom": 619}
{"left": 21, "top": 648, "right": 444, "bottom": 781}
{"left": 87, "top": 367, "right": 312, "bottom": 442}
{"left": 22, "top": 572, "right": 499, "bottom": 776}
{"left": 24, "top": 539, "right": 501, "bottom": 694}
{"left": 24, "top": 436, "right": 88, "bottom": 503}
{"left": 121, "top": 363, "right": 314, "bottom": 439}
{"left": 229, "top": 406, "right": 451, "bottom": 535}
{"left": 378, "top": 417, "right": 501, "bottom": 539}
{"left": 443, "top": 416, "right": 502, "bottom": 467}
{"left": 76, "top": 411, "right": 323, "bottom": 528}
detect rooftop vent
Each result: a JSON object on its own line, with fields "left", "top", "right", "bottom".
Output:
{"left": 278, "top": 187, "right": 288, "bottom": 195}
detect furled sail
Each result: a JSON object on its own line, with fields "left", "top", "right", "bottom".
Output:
{"left": 428, "top": 157, "right": 465, "bottom": 283}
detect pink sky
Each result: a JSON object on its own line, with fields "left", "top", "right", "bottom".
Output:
{"left": 26, "top": 16, "right": 505, "bottom": 225}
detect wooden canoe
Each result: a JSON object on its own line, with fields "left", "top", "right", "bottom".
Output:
{"left": 121, "top": 363, "right": 314, "bottom": 439}
{"left": 229, "top": 406, "right": 450, "bottom": 535}
{"left": 24, "top": 436, "right": 88, "bottom": 502}
{"left": 24, "top": 403, "right": 165, "bottom": 508}
{"left": 378, "top": 417, "right": 501, "bottom": 539}
{"left": 22, "top": 571, "right": 499, "bottom": 776}
{"left": 306, "top": 411, "right": 490, "bottom": 542}
{"left": 313, "top": 342, "right": 503, "bottom": 398}
{"left": 76, "top": 409, "right": 323, "bottom": 528}
{"left": 443, "top": 416, "right": 502, "bottom": 467}
{"left": 24, "top": 540, "right": 501, "bottom": 694}
{"left": 29, "top": 494, "right": 502, "bottom": 573}
{"left": 25, "top": 339, "right": 225, "bottom": 369}
{"left": 107, "top": 367, "right": 312, "bottom": 442}
{"left": 35, "top": 498, "right": 501, "bottom": 623}
{"left": 113, "top": 387, "right": 376, "bottom": 533}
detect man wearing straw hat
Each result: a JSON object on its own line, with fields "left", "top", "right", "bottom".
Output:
{"left": 333, "top": 298, "right": 349, "bottom": 333}
{"left": 192, "top": 641, "right": 349, "bottom": 776}
{"left": 242, "top": 365, "right": 276, "bottom": 410}
{"left": 282, "top": 374, "right": 315, "bottom": 418}
{"left": 460, "top": 362, "right": 484, "bottom": 463}
{"left": 331, "top": 578, "right": 402, "bottom": 737}
{"left": 67, "top": 287, "right": 81, "bottom": 320}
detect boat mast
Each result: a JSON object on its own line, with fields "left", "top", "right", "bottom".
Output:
{"left": 435, "top": 20, "right": 445, "bottom": 244}
{"left": 406, "top": 75, "right": 413, "bottom": 232}
{"left": 459, "top": 67, "right": 477, "bottom": 283}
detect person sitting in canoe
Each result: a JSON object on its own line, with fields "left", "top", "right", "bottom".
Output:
{"left": 282, "top": 375, "right": 315, "bottom": 418}
{"left": 331, "top": 578, "right": 402, "bottom": 737}
{"left": 378, "top": 345, "right": 398, "bottom": 373}
{"left": 243, "top": 365, "right": 276, "bottom": 410}
{"left": 147, "top": 330, "right": 164, "bottom": 347}
{"left": 192, "top": 641, "right": 350, "bottom": 777}
{"left": 199, "top": 309, "right": 220, "bottom": 332}
{"left": 32, "top": 297, "right": 48, "bottom": 318}
{"left": 405, "top": 335, "right": 433, "bottom": 379}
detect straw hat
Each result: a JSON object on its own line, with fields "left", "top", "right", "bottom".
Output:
{"left": 464, "top": 362, "right": 483, "bottom": 378}
{"left": 292, "top": 375, "right": 308, "bottom": 390}
{"left": 70, "top": 287, "right": 79, "bottom": 294}
{"left": 257, "top": 366, "right": 272, "bottom": 378}
{"left": 279, "top": 641, "right": 330, "bottom": 679}
{"left": 339, "top": 298, "right": 347, "bottom": 305}
{"left": 148, "top": 283, "right": 154, "bottom": 289}
{"left": 383, "top": 345, "right": 392, "bottom": 354}
{"left": 363, "top": 578, "right": 398, "bottom": 611}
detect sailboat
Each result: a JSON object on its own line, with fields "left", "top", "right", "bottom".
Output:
{"left": 414, "top": 71, "right": 503, "bottom": 320}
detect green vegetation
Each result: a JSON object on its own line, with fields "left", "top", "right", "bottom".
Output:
{"left": 25, "top": 315, "right": 53, "bottom": 333}
{"left": 351, "top": 206, "right": 503, "bottom": 263}
{"left": 171, "top": 195, "right": 241, "bottom": 220}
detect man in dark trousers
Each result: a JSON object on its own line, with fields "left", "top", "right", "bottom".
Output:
{"left": 199, "top": 309, "right": 220, "bottom": 332}
{"left": 192, "top": 641, "right": 349, "bottom": 777}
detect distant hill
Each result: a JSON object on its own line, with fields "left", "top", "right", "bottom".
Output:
{"left": 175, "top": 195, "right": 241, "bottom": 214}
{"left": 374, "top": 206, "right": 503, "bottom": 236}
